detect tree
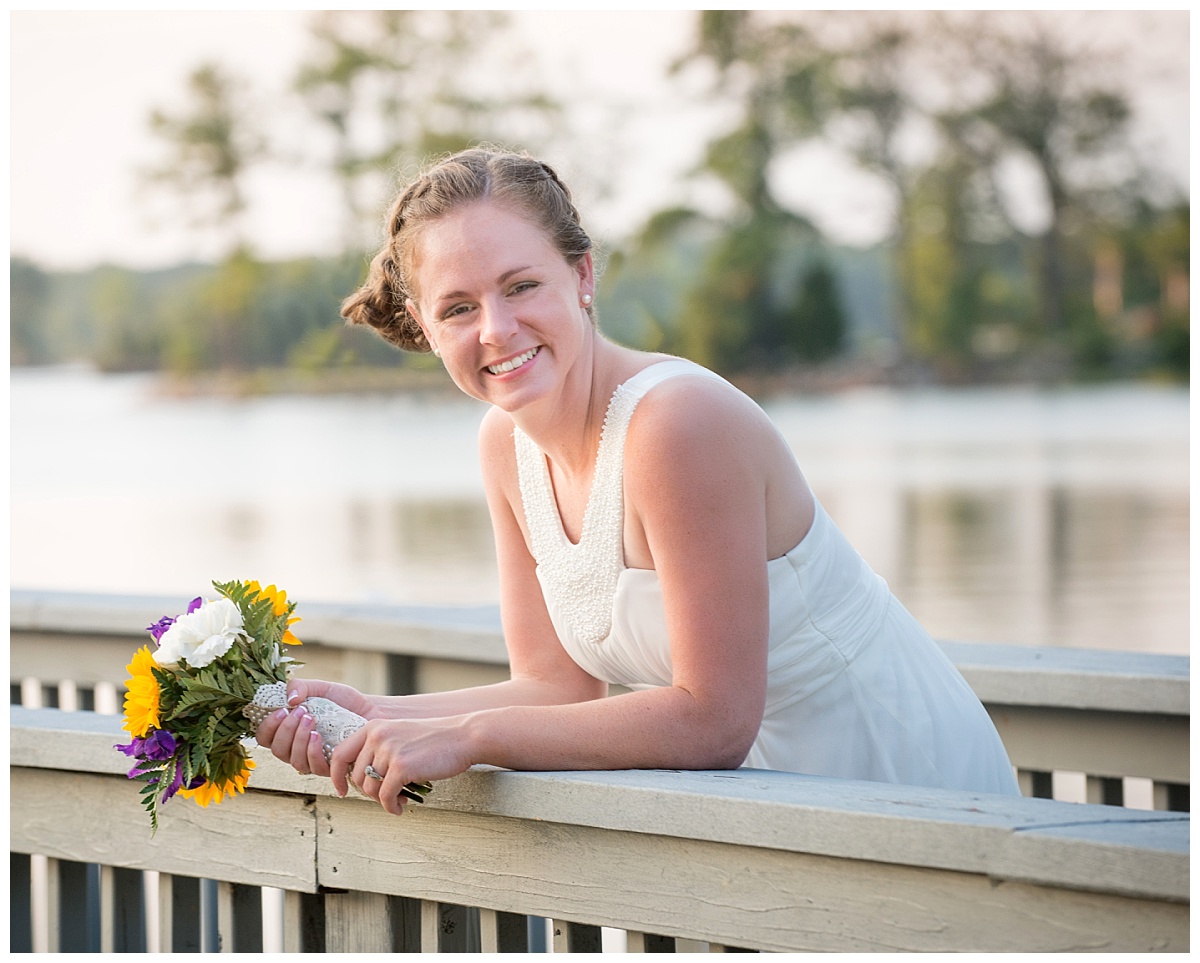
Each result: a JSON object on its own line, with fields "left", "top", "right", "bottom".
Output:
{"left": 642, "top": 11, "right": 849, "bottom": 372}
{"left": 143, "top": 63, "right": 267, "bottom": 249}
{"left": 11, "top": 258, "right": 51, "bottom": 365}
{"left": 142, "top": 63, "right": 272, "bottom": 372}
{"left": 939, "top": 14, "right": 1133, "bottom": 337}
{"left": 786, "top": 260, "right": 847, "bottom": 363}
{"left": 293, "top": 11, "right": 560, "bottom": 250}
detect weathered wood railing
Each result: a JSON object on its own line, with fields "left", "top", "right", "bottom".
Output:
{"left": 9, "top": 590, "right": 1191, "bottom": 951}
{"left": 10, "top": 706, "right": 1189, "bottom": 952}
{"left": 11, "top": 590, "right": 1190, "bottom": 810}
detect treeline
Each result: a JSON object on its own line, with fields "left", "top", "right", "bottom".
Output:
{"left": 10, "top": 11, "right": 1190, "bottom": 383}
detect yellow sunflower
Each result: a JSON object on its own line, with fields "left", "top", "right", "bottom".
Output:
{"left": 122, "top": 645, "right": 161, "bottom": 737}
{"left": 248, "top": 581, "right": 302, "bottom": 645}
{"left": 178, "top": 758, "right": 256, "bottom": 808}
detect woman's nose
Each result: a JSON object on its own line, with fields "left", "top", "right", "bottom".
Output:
{"left": 478, "top": 298, "right": 519, "bottom": 345}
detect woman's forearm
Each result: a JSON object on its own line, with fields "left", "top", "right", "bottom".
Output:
{"left": 369, "top": 675, "right": 600, "bottom": 721}
{"left": 463, "top": 684, "right": 758, "bottom": 773}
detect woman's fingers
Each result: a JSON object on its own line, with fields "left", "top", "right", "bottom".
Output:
{"left": 306, "top": 728, "right": 331, "bottom": 777}
{"left": 287, "top": 708, "right": 317, "bottom": 772}
{"left": 329, "top": 729, "right": 368, "bottom": 797}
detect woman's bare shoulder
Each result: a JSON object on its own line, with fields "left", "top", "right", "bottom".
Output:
{"left": 478, "top": 405, "right": 518, "bottom": 483}
{"left": 626, "top": 372, "right": 774, "bottom": 461}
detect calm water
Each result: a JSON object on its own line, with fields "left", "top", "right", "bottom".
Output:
{"left": 10, "top": 366, "right": 1189, "bottom": 655}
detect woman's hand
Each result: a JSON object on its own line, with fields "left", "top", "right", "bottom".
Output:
{"left": 330, "top": 716, "right": 477, "bottom": 816}
{"left": 253, "top": 678, "right": 377, "bottom": 777}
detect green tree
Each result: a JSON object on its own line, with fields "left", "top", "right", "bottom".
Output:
{"left": 294, "top": 11, "right": 560, "bottom": 249}
{"left": 644, "top": 11, "right": 848, "bottom": 372}
{"left": 143, "top": 63, "right": 267, "bottom": 246}
{"left": 785, "top": 260, "right": 847, "bottom": 363}
{"left": 942, "top": 15, "right": 1133, "bottom": 337}
{"left": 92, "top": 267, "right": 158, "bottom": 372}
{"left": 143, "top": 63, "right": 270, "bottom": 372}
{"left": 11, "top": 258, "right": 51, "bottom": 365}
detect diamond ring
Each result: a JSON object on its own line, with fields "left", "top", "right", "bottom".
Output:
{"left": 364, "top": 764, "right": 384, "bottom": 780}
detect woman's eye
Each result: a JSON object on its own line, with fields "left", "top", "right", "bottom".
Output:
{"left": 510, "top": 281, "right": 538, "bottom": 295}
{"left": 443, "top": 303, "right": 473, "bottom": 320}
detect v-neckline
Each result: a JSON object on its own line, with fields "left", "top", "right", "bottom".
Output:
{"left": 536, "top": 380, "right": 628, "bottom": 549}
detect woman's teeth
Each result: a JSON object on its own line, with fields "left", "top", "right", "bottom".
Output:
{"left": 488, "top": 347, "right": 538, "bottom": 375}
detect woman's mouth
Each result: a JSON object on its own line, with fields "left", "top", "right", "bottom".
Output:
{"left": 486, "top": 347, "right": 540, "bottom": 375}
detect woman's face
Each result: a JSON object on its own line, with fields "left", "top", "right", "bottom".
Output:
{"left": 407, "top": 200, "right": 594, "bottom": 411}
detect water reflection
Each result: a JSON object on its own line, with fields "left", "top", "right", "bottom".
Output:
{"left": 9, "top": 369, "right": 1187, "bottom": 654}
{"left": 891, "top": 487, "right": 1188, "bottom": 652}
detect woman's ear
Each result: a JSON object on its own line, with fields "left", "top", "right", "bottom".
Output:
{"left": 407, "top": 299, "right": 439, "bottom": 356}
{"left": 575, "top": 252, "right": 595, "bottom": 303}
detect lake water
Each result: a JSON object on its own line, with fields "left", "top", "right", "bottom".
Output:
{"left": 10, "top": 366, "right": 1190, "bottom": 655}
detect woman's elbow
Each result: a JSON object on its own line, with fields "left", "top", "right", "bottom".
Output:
{"left": 692, "top": 707, "right": 760, "bottom": 770}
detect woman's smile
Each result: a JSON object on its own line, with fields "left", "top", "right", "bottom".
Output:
{"left": 486, "top": 346, "right": 541, "bottom": 376}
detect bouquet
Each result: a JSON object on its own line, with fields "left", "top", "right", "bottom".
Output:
{"left": 115, "top": 579, "right": 430, "bottom": 834}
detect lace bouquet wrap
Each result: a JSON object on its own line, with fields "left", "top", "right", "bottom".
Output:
{"left": 115, "top": 579, "right": 430, "bottom": 835}
{"left": 242, "top": 683, "right": 430, "bottom": 804}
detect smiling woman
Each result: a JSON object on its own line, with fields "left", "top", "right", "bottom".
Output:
{"left": 254, "top": 147, "right": 1021, "bottom": 816}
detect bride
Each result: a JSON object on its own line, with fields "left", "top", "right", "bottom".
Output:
{"left": 255, "top": 147, "right": 1020, "bottom": 813}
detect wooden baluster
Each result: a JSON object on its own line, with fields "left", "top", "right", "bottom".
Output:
{"left": 99, "top": 865, "right": 116, "bottom": 952}
{"left": 45, "top": 856, "right": 61, "bottom": 953}
{"left": 324, "top": 890, "right": 394, "bottom": 951}
{"left": 282, "top": 890, "right": 325, "bottom": 952}
{"left": 420, "top": 900, "right": 440, "bottom": 952}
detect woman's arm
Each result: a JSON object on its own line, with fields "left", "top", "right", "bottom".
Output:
{"left": 334, "top": 382, "right": 775, "bottom": 812}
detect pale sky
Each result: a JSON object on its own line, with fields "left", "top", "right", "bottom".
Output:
{"left": 9, "top": 9, "right": 1191, "bottom": 272}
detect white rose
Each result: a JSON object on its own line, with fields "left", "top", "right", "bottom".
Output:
{"left": 154, "top": 597, "right": 245, "bottom": 668}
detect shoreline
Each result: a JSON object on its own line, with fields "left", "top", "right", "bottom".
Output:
{"left": 13, "top": 358, "right": 1188, "bottom": 402}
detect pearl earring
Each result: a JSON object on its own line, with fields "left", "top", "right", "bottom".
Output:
{"left": 581, "top": 294, "right": 593, "bottom": 306}
{"left": 432, "top": 348, "right": 441, "bottom": 357}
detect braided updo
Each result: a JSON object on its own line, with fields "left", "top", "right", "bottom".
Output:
{"left": 341, "top": 148, "right": 595, "bottom": 353}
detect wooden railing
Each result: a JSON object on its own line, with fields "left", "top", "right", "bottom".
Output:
{"left": 11, "top": 707, "right": 1189, "bottom": 952}
{"left": 9, "top": 589, "right": 1191, "bottom": 951}
{"left": 11, "top": 590, "right": 1190, "bottom": 810}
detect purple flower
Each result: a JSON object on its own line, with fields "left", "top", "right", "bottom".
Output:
{"left": 146, "top": 598, "right": 201, "bottom": 642}
{"left": 146, "top": 615, "right": 175, "bottom": 643}
{"left": 115, "top": 729, "right": 177, "bottom": 769}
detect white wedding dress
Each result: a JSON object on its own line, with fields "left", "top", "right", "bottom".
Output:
{"left": 514, "top": 359, "right": 1021, "bottom": 796}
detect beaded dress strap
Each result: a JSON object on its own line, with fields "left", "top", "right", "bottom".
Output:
{"left": 514, "top": 359, "right": 723, "bottom": 646}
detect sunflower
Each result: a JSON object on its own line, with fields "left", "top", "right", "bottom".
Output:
{"left": 178, "top": 758, "right": 256, "bottom": 808}
{"left": 248, "top": 581, "right": 302, "bottom": 645}
{"left": 122, "top": 645, "right": 161, "bottom": 737}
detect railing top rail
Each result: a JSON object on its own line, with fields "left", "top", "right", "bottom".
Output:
{"left": 12, "top": 589, "right": 1189, "bottom": 715}
{"left": 11, "top": 706, "right": 1189, "bottom": 904}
